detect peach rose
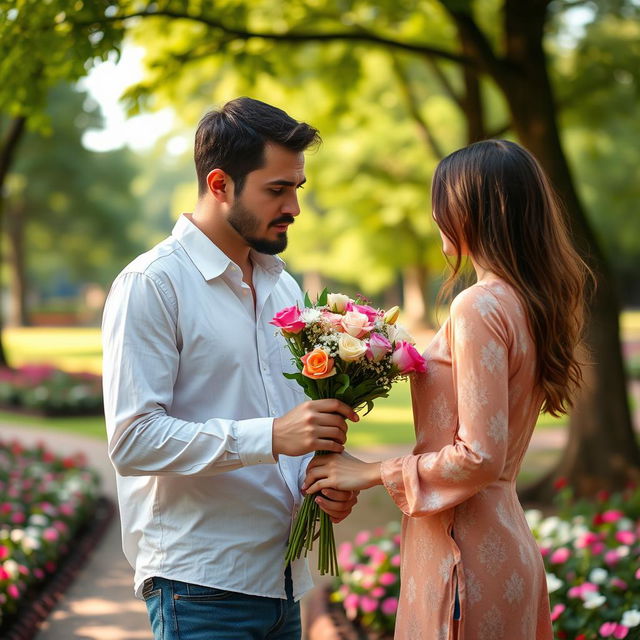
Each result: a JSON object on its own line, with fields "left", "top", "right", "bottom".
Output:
{"left": 301, "top": 348, "right": 337, "bottom": 379}
{"left": 340, "top": 311, "right": 374, "bottom": 338}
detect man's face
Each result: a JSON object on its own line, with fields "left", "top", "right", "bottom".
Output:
{"left": 227, "top": 143, "right": 306, "bottom": 255}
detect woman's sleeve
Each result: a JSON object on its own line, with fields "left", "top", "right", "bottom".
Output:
{"left": 380, "top": 286, "right": 511, "bottom": 517}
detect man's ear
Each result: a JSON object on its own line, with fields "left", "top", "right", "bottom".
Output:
{"left": 206, "top": 169, "right": 232, "bottom": 203}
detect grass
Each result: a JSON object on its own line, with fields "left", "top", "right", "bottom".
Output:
{"left": 4, "top": 309, "right": 638, "bottom": 445}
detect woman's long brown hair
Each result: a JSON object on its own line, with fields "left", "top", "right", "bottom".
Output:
{"left": 431, "top": 139, "right": 592, "bottom": 416}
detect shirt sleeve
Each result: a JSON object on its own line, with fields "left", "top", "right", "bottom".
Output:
{"left": 102, "top": 270, "right": 276, "bottom": 477}
{"left": 380, "top": 286, "right": 510, "bottom": 517}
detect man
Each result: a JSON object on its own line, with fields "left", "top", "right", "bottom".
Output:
{"left": 102, "top": 97, "right": 359, "bottom": 640}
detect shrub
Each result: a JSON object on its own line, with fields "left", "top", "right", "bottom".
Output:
{"left": 0, "top": 365, "right": 102, "bottom": 415}
{"left": 0, "top": 439, "right": 100, "bottom": 629}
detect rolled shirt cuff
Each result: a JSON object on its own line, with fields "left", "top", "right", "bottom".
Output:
{"left": 236, "top": 417, "right": 277, "bottom": 466}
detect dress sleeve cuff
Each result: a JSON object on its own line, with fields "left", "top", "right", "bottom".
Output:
{"left": 380, "top": 457, "right": 410, "bottom": 514}
{"left": 236, "top": 418, "right": 276, "bottom": 466}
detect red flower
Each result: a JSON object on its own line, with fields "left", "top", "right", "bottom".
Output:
{"left": 553, "top": 476, "right": 568, "bottom": 490}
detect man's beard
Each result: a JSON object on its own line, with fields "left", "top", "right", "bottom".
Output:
{"left": 227, "top": 199, "right": 293, "bottom": 255}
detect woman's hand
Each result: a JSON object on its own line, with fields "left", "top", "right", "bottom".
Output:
{"left": 302, "top": 451, "right": 382, "bottom": 494}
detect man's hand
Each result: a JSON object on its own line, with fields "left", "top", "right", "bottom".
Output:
{"left": 312, "top": 488, "right": 359, "bottom": 524}
{"left": 272, "top": 399, "right": 359, "bottom": 457}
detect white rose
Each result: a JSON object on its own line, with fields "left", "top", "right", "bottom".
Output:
{"left": 588, "top": 568, "right": 608, "bottom": 584}
{"left": 338, "top": 334, "right": 367, "bottom": 362}
{"left": 388, "top": 323, "right": 416, "bottom": 345}
{"left": 327, "top": 293, "right": 351, "bottom": 313}
{"left": 545, "top": 573, "right": 563, "bottom": 593}
{"left": 582, "top": 593, "right": 606, "bottom": 609}
{"left": 621, "top": 610, "right": 640, "bottom": 628}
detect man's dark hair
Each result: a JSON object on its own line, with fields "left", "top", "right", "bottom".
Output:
{"left": 194, "top": 97, "right": 320, "bottom": 196}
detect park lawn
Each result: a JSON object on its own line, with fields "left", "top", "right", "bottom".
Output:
{"left": 0, "top": 411, "right": 106, "bottom": 439}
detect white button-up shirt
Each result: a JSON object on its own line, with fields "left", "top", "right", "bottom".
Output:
{"left": 102, "top": 214, "right": 313, "bottom": 600}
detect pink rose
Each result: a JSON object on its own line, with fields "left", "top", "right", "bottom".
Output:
{"left": 550, "top": 547, "right": 571, "bottom": 564}
{"left": 391, "top": 341, "right": 427, "bottom": 374}
{"left": 345, "top": 301, "right": 380, "bottom": 323}
{"left": 322, "top": 311, "right": 345, "bottom": 328}
{"left": 270, "top": 306, "right": 305, "bottom": 334}
{"left": 381, "top": 597, "right": 398, "bottom": 615}
{"left": 550, "top": 603, "right": 565, "bottom": 621}
{"left": 379, "top": 572, "right": 397, "bottom": 586}
{"left": 615, "top": 530, "right": 635, "bottom": 545}
{"left": 602, "top": 509, "right": 624, "bottom": 523}
{"left": 371, "top": 587, "right": 385, "bottom": 598}
{"left": 355, "top": 531, "right": 370, "bottom": 545}
{"left": 360, "top": 596, "right": 378, "bottom": 613}
{"left": 610, "top": 577, "right": 627, "bottom": 590}
{"left": 341, "top": 311, "right": 374, "bottom": 338}
{"left": 605, "top": 550, "right": 620, "bottom": 566}
{"left": 366, "top": 333, "right": 392, "bottom": 362}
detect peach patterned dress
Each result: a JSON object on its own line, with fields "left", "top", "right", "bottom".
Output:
{"left": 380, "top": 277, "right": 553, "bottom": 640}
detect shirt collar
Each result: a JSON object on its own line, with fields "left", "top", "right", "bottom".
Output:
{"left": 172, "top": 214, "right": 285, "bottom": 281}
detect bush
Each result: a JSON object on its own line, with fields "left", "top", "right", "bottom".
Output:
{"left": 0, "top": 439, "right": 101, "bottom": 629}
{"left": 333, "top": 486, "right": 640, "bottom": 639}
{"left": 0, "top": 365, "right": 102, "bottom": 415}
{"left": 332, "top": 522, "right": 401, "bottom": 636}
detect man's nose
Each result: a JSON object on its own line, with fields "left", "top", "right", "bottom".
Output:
{"left": 282, "top": 194, "right": 301, "bottom": 217}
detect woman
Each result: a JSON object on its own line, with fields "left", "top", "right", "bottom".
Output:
{"left": 303, "top": 140, "right": 591, "bottom": 639}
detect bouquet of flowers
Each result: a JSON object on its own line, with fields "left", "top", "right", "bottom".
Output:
{"left": 270, "top": 290, "right": 425, "bottom": 575}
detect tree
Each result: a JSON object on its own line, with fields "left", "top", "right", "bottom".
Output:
{"left": 4, "top": 83, "right": 144, "bottom": 325}
{"left": 5, "top": 0, "right": 639, "bottom": 495}
{"left": 0, "top": 0, "right": 125, "bottom": 360}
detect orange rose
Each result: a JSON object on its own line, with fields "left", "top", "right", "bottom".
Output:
{"left": 301, "top": 348, "right": 337, "bottom": 379}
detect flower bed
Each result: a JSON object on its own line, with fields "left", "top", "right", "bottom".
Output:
{"left": 0, "top": 438, "right": 104, "bottom": 634}
{"left": 0, "top": 365, "right": 102, "bottom": 416}
{"left": 331, "top": 487, "right": 640, "bottom": 639}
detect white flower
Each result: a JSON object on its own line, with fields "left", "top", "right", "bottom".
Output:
{"left": 582, "top": 592, "right": 606, "bottom": 609}
{"left": 327, "top": 293, "right": 351, "bottom": 313}
{"left": 387, "top": 323, "right": 416, "bottom": 345}
{"left": 621, "top": 610, "right": 640, "bottom": 628}
{"left": 3, "top": 559, "right": 20, "bottom": 578}
{"left": 301, "top": 307, "right": 322, "bottom": 323}
{"left": 588, "top": 568, "right": 608, "bottom": 584}
{"left": 29, "top": 515, "right": 48, "bottom": 527}
{"left": 10, "top": 529, "right": 24, "bottom": 543}
{"left": 546, "top": 573, "right": 563, "bottom": 593}
{"left": 337, "top": 334, "right": 367, "bottom": 362}
{"left": 525, "top": 509, "right": 543, "bottom": 529}
{"left": 616, "top": 545, "right": 630, "bottom": 558}
{"left": 617, "top": 517, "right": 634, "bottom": 531}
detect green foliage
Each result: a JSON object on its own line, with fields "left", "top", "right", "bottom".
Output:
{"left": 5, "top": 84, "right": 144, "bottom": 291}
{"left": 0, "top": 0, "right": 124, "bottom": 128}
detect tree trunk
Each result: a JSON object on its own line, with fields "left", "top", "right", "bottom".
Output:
{"left": 0, "top": 116, "right": 28, "bottom": 366}
{"left": 495, "top": 4, "right": 640, "bottom": 499}
{"left": 402, "top": 264, "right": 431, "bottom": 330}
{"left": 5, "top": 202, "right": 28, "bottom": 327}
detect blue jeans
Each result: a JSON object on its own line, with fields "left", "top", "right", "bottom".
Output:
{"left": 143, "top": 567, "right": 301, "bottom": 640}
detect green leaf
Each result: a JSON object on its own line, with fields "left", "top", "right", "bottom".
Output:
{"left": 304, "top": 291, "right": 313, "bottom": 308}
{"left": 334, "top": 373, "right": 351, "bottom": 395}
{"left": 316, "top": 287, "right": 328, "bottom": 307}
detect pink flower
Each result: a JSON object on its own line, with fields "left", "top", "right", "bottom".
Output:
{"left": 11, "top": 511, "right": 26, "bottom": 524}
{"left": 599, "top": 622, "right": 629, "bottom": 639}
{"left": 0, "top": 545, "right": 8, "bottom": 560}
{"left": 379, "top": 572, "right": 397, "bottom": 586}
{"left": 371, "top": 587, "right": 385, "bottom": 598}
{"left": 391, "top": 341, "right": 426, "bottom": 374}
{"left": 391, "top": 554, "right": 401, "bottom": 567}
{"left": 615, "top": 531, "right": 636, "bottom": 545}
{"left": 550, "top": 547, "right": 571, "bottom": 564}
{"left": 591, "top": 542, "right": 606, "bottom": 555}
{"left": 355, "top": 531, "right": 370, "bottom": 545}
{"left": 345, "top": 301, "right": 380, "bottom": 323}
{"left": 360, "top": 596, "right": 378, "bottom": 613}
{"left": 604, "top": 550, "right": 620, "bottom": 566}
{"left": 341, "top": 311, "right": 374, "bottom": 338}
{"left": 602, "top": 509, "right": 624, "bottom": 523}
{"left": 7, "top": 584, "right": 19, "bottom": 599}
{"left": 610, "top": 577, "right": 628, "bottom": 590}
{"left": 366, "top": 333, "right": 392, "bottom": 362}
{"left": 322, "top": 311, "right": 344, "bottom": 328}
{"left": 636, "top": 568, "right": 640, "bottom": 580}
{"left": 551, "top": 604, "right": 566, "bottom": 621}
{"left": 381, "top": 597, "right": 398, "bottom": 615}
{"left": 344, "top": 593, "right": 359, "bottom": 610}
{"left": 43, "top": 528, "right": 59, "bottom": 542}
{"left": 270, "top": 306, "right": 306, "bottom": 334}
{"left": 576, "top": 532, "right": 601, "bottom": 548}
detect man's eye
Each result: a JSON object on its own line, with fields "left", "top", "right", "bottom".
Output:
{"left": 269, "top": 188, "right": 283, "bottom": 195}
